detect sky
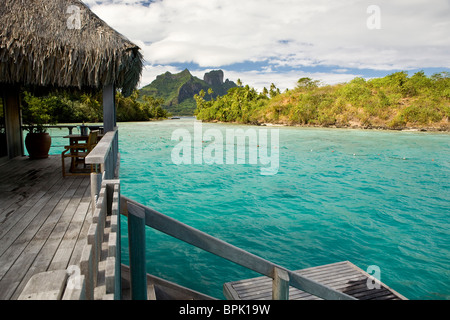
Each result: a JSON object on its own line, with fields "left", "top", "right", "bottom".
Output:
{"left": 83, "top": 0, "right": 450, "bottom": 91}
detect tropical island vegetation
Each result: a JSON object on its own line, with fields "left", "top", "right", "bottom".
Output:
{"left": 195, "top": 71, "right": 450, "bottom": 131}
{"left": 16, "top": 70, "right": 449, "bottom": 132}
{"left": 20, "top": 89, "right": 170, "bottom": 126}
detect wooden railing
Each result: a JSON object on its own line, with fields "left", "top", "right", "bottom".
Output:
{"left": 42, "top": 124, "right": 79, "bottom": 135}
{"left": 23, "top": 124, "right": 105, "bottom": 153}
{"left": 40, "top": 124, "right": 104, "bottom": 135}
{"left": 85, "top": 127, "right": 119, "bottom": 180}
{"left": 64, "top": 125, "right": 121, "bottom": 299}
{"left": 73, "top": 126, "right": 354, "bottom": 300}
{"left": 121, "top": 196, "right": 357, "bottom": 300}
{"left": 74, "top": 128, "right": 121, "bottom": 299}
{"left": 85, "top": 128, "right": 119, "bottom": 214}
{"left": 18, "top": 178, "right": 121, "bottom": 300}
{"left": 77, "top": 179, "right": 121, "bottom": 300}
{"left": 23, "top": 125, "right": 79, "bottom": 152}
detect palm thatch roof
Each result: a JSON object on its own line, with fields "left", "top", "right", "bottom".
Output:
{"left": 0, "top": 0, "right": 143, "bottom": 96}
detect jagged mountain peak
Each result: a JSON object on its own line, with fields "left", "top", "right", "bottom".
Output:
{"left": 139, "top": 69, "right": 236, "bottom": 116}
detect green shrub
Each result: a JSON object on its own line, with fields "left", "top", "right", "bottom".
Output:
{"left": 195, "top": 71, "right": 449, "bottom": 129}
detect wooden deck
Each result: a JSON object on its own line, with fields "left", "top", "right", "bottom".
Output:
{"left": 224, "top": 261, "right": 408, "bottom": 300}
{"left": 0, "top": 155, "right": 92, "bottom": 300}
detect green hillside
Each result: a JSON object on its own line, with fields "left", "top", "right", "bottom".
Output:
{"left": 139, "top": 69, "right": 236, "bottom": 116}
{"left": 195, "top": 71, "right": 450, "bottom": 131}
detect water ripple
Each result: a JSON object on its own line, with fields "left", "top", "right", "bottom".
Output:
{"left": 119, "top": 120, "right": 450, "bottom": 299}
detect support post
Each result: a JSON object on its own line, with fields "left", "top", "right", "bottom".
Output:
{"left": 127, "top": 202, "right": 148, "bottom": 300}
{"left": 272, "top": 267, "right": 290, "bottom": 300}
{"left": 2, "top": 85, "right": 23, "bottom": 158}
{"left": 103, "top": 84, "right": 116, "bottom": 133}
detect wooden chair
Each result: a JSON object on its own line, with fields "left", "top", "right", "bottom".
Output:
{"left": 62, "top": 130, "right": 99, "bottom": 177}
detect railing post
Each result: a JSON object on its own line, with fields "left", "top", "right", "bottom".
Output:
{"left": 272, "top": 267, "right": 290, "bottom": 300}
{"left": 90, "top": 172, "right": 102, "bottom": 215}
{"left": 113, "top": 183, "right": 122, "bottom": 299}
{"left": 127, "top": 202, "right": 148, "bottom": 300}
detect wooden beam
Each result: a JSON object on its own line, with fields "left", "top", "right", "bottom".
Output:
{"left": 102, "top": 84, "right": 116, "bottom": 133}
{"left": 2, "top": 85, "right": 23, "bottom": 158}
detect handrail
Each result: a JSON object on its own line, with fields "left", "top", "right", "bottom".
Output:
{"left": 24, "top": 124, "right": 102, "bottom": 135}
{"left": 86, "top": 127, "right": 119, "bottom": 215}
{"left": 121, "top": 196, "right": 356, "bottom": 300}
{"left": 85, "top": 127, "right": 119, "bottom": 178}
{"left": 43, "top": 125, "right": 78, "bottom": 134}
{"left": 78, "top": 179, "right": 121, "bottom": 300}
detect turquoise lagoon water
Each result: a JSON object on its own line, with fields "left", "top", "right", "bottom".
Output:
{"left": 54, "top": 119, "right": 450, "bottom": 299}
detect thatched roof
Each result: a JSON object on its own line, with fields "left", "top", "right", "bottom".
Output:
{"left": 0, "top": 0, "right": 143, "bottom": 96}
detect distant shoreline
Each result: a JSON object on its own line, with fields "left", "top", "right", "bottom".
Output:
{"left": 200, "top": 118, "right": 450, "bottom": 133}
{"left": 194, "top": 72, "right": 450, "bottom": 134}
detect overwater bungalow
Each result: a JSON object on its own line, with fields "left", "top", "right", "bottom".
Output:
{"left": 0, "top": 0, "right": 406, "bottom": 301}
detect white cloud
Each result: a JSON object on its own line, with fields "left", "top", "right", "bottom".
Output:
{"left": 86, "top": 0, "right": 450, "bottom": 86}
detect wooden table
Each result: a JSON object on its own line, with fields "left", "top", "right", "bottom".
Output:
{"left": 63, "top": 134, "right": 89, "bottom": 145}
{"left": 63, "top": 134, "right": 103, "bottom": 172}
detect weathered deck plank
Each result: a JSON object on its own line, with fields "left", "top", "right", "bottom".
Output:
{"left": 224, "top": 261, "right": 407, "bottom": 300}
{"left": 11, "top": 178, "right": 90, "bottom": 299}
{"left": 0, "top": 156, "right": 92, "bottom": 300}
{"left": 48, "top": 177, "right": 92, "bottom": 271}
{"left": 0, "top": 174, "right": 75, "bottom": 260}
{"left": 0, "top": 163, "right": 62, "bottom": 239}
{"left": 0, "top": 156, "right": 57, "bottom": 214}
